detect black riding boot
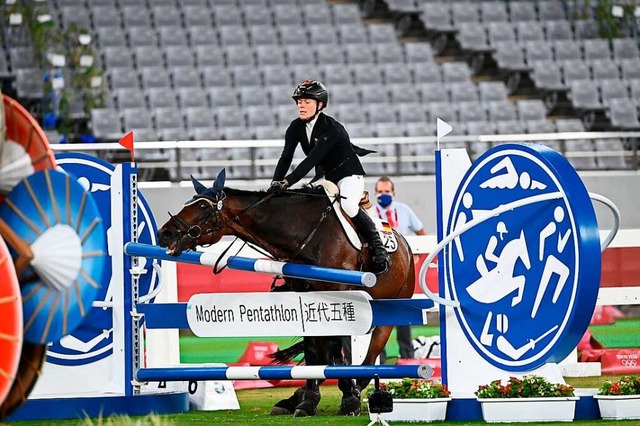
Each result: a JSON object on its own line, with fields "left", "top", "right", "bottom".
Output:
{"left": 352, "top": 209, "right": 391, "bottom": 275}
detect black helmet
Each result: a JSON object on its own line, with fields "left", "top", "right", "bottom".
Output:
{"left": 292, "top": 80, "right": 328, "bottom": 108}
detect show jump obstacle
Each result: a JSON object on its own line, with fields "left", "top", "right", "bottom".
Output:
{"left": 8, "top": 157, "right": 435, "bottom": 421}
{"left": 8, "top": 137, "right": 621, "bottom": 421}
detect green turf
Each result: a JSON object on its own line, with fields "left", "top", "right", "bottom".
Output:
{"left": 9, "top": 382, "right": 639, "bottom": 425}
{"left": 588, "top": 319, "right": 640, "bottom": 348}
{"left": 179, "top": 325, "right": 441, "bottom": 364}
{"left": 179, "top": 320, "right": 636, "bottom": 365}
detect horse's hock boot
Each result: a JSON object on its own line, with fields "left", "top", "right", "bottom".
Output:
{"left": 293, "top": 389, "right": 321, "bottom": 417}
{"left": 353, "top": 210, "right": 391, "bottom": 275}
{"left": 337, "top": 389, "right": 362, "bottom": 416}
{"left": 270, "top": 386, "right": 305, "bottom": 415}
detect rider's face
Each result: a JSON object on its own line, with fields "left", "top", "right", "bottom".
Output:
{"left": 297, "top": 98, "right": 320, "bottom": 120}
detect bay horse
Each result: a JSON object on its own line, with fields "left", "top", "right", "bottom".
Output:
{"left": 157, "top": 170, "right": 415, "bottom": 417}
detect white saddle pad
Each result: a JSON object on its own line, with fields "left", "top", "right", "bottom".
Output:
{"left": 313, "top": 180, "right": 398, "bottom": 253}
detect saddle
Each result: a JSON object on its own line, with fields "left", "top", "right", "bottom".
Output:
{"left": 312, "top": 180, "right": 398, "bottom": 253}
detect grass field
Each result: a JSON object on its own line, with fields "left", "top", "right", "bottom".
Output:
{"left": 8, "top": 320, "right": 640, "bottom": 425}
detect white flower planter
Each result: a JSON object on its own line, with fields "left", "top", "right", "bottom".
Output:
{"left": 367, "top": 398, "right": 450, "bottom": 423}
{"left": 594, "top": 394, "right": 640, "bottom": 419}
{"left": 478, "top": 397, "right": 579, "bottom": 423}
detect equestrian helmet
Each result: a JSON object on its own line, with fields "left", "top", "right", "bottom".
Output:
{"left": 292, "top": 80, "right": 328, "bottom": 108}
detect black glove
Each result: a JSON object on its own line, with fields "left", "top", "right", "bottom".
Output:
{"left": 268, "top": 180, "right": 288, "bottom": 193}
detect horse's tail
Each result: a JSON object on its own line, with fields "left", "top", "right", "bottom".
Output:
{"left": 268, "top": 341, "right": 305, "bottom": 365}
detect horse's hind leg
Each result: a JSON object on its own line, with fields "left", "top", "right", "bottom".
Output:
{"left": 331, "top": 337, "right": 361, "bottom": 416}
{"left": 292, "top": 337, "right": 324, "bottom": 417}
{"left": 355, "top": 325, "right": 394, "bottom": 391}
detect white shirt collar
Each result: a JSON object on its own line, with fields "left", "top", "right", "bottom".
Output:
{"left": 305, "top": 114, "right": 319, "bottom": 142}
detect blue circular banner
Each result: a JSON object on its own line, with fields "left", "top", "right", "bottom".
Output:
{"left": 445, "top": 143, "right": 601, "bottom": 371}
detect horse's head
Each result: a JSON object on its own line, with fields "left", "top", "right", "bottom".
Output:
{"left": 157, "top": 169, "right": 228, "bottom": 255}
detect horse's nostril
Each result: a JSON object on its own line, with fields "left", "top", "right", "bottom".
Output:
{"left": 157, "top": 228, "right": 173, "bottom": 244}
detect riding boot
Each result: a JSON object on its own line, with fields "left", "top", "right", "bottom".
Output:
{"left": 352, "top": 209, "right": 391, "bottom": 275}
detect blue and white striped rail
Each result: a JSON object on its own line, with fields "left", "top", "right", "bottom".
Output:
{"left": 124, "top": 242, "right": 376, "bottom": 287}
{"left": 136, "top": 364, "right": 433, "bottom": 382}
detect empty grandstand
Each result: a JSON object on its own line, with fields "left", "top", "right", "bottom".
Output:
{"left": 1, "top": 0, "right": 639, "bottom": 180}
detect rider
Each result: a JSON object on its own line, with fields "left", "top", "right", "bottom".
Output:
{"left": 268, "top": 80, "right": 391, "bottom": 275}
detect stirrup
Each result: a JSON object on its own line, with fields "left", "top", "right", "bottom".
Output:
{"left": 371, "top": 254, "right": 391, "bottom": 275}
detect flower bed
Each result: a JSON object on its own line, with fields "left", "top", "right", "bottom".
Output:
{"left": 595, "top": 375, "right": 640, "bottom": 419}
{"left": 364, "top": 378, "right": 451, "bottom": 423}
{"left": 475, "top": 375, "right": 578, "bottom": 423}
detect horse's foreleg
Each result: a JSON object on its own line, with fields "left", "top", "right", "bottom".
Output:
{"left": 355, "top": 325, "right": 394, "bottom": 391}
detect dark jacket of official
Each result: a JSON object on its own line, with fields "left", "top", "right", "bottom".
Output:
{"left": 272, "top": 113, "right": 375, "bottom": 186}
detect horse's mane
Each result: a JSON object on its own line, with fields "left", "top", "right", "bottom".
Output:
{"left": 222, "top": 185, "right": 325, "bottom": 199}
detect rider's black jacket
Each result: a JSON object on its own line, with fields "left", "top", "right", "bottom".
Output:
{"left": 272, "top": 112, "right": 375, "bottom": 186}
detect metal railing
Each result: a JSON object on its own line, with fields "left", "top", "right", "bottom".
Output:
{"left": 51, "top": 131, "right": 640, "bottom": 182}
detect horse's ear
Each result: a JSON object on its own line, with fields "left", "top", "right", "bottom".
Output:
{"left": 191, "top": 175, "right": 207, "bottom": 195}
{"left": 213, "top": 169, "right": 226, "bottom": 193}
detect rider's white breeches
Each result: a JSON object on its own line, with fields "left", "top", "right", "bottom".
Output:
{"left": 338, "top": 175, "right": 364, "bottom": 218}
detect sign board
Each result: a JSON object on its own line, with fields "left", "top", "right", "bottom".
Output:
{"left": 187, "top": 291, "right": 373, "bottom": 337}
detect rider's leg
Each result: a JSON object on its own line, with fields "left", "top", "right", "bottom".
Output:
{"left": 338, "top": 175, "right": 391, "bottom": 275}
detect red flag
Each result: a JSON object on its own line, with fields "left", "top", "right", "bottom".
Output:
{"left": 119, "top": 131, "right": 135, "bottom": 162}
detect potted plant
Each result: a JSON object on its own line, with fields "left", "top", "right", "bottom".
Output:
{"left": 594, "top": 375, "right": 640, "bottom": 420}
{"left": 475, "top": 375, "right": 578, "bottom": 423}
{"left": 364, "top": 378, "right": 451, "bottom": 422}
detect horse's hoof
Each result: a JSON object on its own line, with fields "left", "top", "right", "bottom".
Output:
{"left": 338, "top": 408, "right": 361, "bottom": 416}
{"left": 293, "top": 399, "right": 319, "bottom": 417}
{"left": 293, "top": 408, "right": 310, "bottom": 417}
{"left": 337, "top": 392, "right": 362, "bottom": 416}
{"left": 270, "top": 407, "right": 292, "bottom": 416}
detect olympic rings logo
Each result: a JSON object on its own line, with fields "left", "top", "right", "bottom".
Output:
{"left": 619, "top": 358, "right": 638, "bottom": 367}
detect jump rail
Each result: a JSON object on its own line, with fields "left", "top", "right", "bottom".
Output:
{"left": 124, "top": 242, "right": 376, "bottom": 288}
{"left": 136, "top": 364, "right": 433, "bottom": 382}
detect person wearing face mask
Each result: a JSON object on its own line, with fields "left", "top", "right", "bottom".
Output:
{"left": 268, "top": 80, "right": 391, "bottom": 275}
{"left": 375, "top": 176, "right": 425, "bottom": 360}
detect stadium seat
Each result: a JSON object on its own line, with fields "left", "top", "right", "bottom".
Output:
{"left": 582, "top": 39, "right": 612, "bottom": 61}
{"left": 480, "top": 1, "right": 509, "bottom": 23}
{"left": 128, "top": 27, "right": 159, "bottom": 48}
{"left": 457, "top": 101, "right": 487, "bottom": 122}
{"left": 208, "top": 86, "right": 238, "bottom": 108}
{"left": 516, "top": 99, "right": 547, "bottom": 121}
{"left": 158, "top": 26, "right": 188, "bottom": 47}
{"left": 109, "top": 68, "right": 140, "bottom": 91}
{"left": 508, "top": 1, "right": 536, "bottom": 22}
{"left": 517, "top": 21, "right": 545, "bottom": 42}
{"left": 419, "top": 82, "right": 449, "bottom": 105}
{"left": 263, "top": 65, "right": 293, "bottom": 86}
{"left": 195, "top": 45, "right": 225, "bottom": 68}
{"left": 537, "top": 0, "right": 567, "bottom": 21}
{"left": 201, "top": 65, "right": 232, "bottom": 87}
{"left": 147, "top": 87, "right": 178, "bottom": 109}
{"left": 171, "top": 66, "right": 202, "bottom": 89}
{"left": 134, "top": 46, "right": 164, "bottom": 69}
{"left": 91, "top": 108, "right": 123, "bottom": 140}
{"left": 141, "top": 67, "right": 171, "bottom": 89}
{"left": 114, "top": 88, "right": 146, "bottom": 110}
{"left": 178, "top": 87, "right": 209, "bottom": 109}
{"left": 544, "top": 20, "right": 573, "bottom": 40}
{"left": 152, "top": 5, "right": 181, "bottom": 28}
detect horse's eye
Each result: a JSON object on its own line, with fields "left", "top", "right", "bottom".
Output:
{"left": 199, "top": 202, "right": 208, "bottom": 209}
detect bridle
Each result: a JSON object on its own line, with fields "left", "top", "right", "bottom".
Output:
{"left": 167, "top": 195, "right": 224, "bottom": 247}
